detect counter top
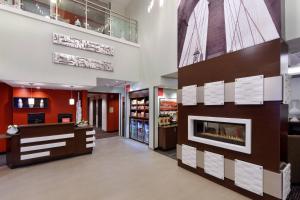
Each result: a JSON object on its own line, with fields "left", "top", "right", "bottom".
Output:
{"left": 74, "top": 125, "right": 94, "bottom": 130}
{"left": 18, "top": 122, "right": 75, "bottom": 128}
{"left": 0, "top": 134, "right": 12, "bottom": 139}
{"left": 159, "top": 124, "right": 178, "bottom": 128}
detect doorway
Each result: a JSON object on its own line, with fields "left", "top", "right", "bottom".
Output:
{"left": 88, "top": 93, "right": 120, "bottom": 139}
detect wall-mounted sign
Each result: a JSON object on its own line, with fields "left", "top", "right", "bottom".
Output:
{"left": 53, "top": 52, "right": 113, "bottom": 72}
{"left": 53, "top": 33, "right": 114, "bottom": 56}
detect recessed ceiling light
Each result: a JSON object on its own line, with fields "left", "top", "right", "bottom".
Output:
{"left": 159, "top": 0, "right": 164, "bottom": 7}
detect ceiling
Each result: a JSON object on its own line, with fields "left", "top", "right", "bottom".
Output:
{"left": 2, "top": 80, "right": 91, "bottom": 90}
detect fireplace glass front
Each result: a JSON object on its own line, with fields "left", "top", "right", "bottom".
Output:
{"left": 193, "top": 120, "right": 246, "bottom": 146}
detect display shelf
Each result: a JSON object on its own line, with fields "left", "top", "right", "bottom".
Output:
{"left": 129, "top": 89, "right": 149, "bottom": 145}
{"left": 130, "top": 116, "right": 149, "bottom": 120}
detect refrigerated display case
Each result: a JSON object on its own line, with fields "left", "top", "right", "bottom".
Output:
{"left": 137, "top": 121, "right": 144, "bottom": 142}
{"left": 129, "top": 89, "right": 149, "bottom": 145}
{"left": 144, "top": 122, "right": 149, "bottom": 144}
{"left": 130, "top": 119, "right": 138, "bottom": 140}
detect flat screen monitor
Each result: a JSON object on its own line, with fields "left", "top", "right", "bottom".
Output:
{"left": 28, "top": 113, "right": 45, "bottom": 124}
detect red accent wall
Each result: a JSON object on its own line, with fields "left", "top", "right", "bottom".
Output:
{"left": 12, "top": 88, "right": 88, "bottom": 125}
{"left": 107, "top": 94, "right": 119, "bottom": 132}
{"left": 81, "top": 90, "right": 88, "bottom": 121}
{"left": 0, "top": 83, "right": 13, "bottom": 152}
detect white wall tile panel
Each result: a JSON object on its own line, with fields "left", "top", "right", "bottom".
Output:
{"left": 21, "top": 133, "right": 74, "bottom": 144}
{"left": 282, "top": 164, "right": 291, "bottom": 200}
{"left": 204, "top": 81, "right": 225, "bottom": 105}
{"left": 182, "top": 145, "right": 197, "bottom": 168}
{"left": 283, "top": 75, "right": 291, "bottom": 104}
{"left": 21, "top": 142, "right": 66, "bottom": 152}
{"left": 86, "top": 137, "right": 95, "bottom": 142}
{"left": 86, "top": 142, "right": 96, "bottom": 148}
{"left": 86, "top": 130, "right": 96, "bottom": 136}
{"left": 204, "top": 151, "right": 224, "bottom": 180}
{"left": 235, "top": 75, "right": 264, "bottom": 105}
{"left": 21, "top": 151, "right": 50, "bottom": 160}
{"left": 182, "top": 85, "right": 197, "bottom": 106}
{"left": 235, "top": 160, "right": 263, "bottom": 196}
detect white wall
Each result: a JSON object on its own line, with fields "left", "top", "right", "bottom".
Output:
{"left": 285, "top": 0, "right": 300, "bottom": 40}
{"left": 125, "top": 0, "right": 178, "bottom": 88}
{"left": 291, "top": 77, "right": 300, "bottom": 100}
{"left": 0, "top": 6, "right": 141, "bottom": 87}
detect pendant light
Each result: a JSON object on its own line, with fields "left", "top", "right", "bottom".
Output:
{"left": 28, "top": 83, "right": 35, "bottom": 108}
{"left": 69, "top": 86, "right": 75, "bottom": 105}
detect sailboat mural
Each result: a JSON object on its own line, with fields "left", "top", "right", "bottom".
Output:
{"left": 178, "top": 0, "right": 280, "bottom": 68}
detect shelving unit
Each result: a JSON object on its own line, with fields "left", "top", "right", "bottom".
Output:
{"left": 129, "top": 89, "right": 149, "bottom": 144}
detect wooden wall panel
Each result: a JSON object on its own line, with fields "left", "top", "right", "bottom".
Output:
{"left": 178, "top": 39, "right": 285, "bottom": 174}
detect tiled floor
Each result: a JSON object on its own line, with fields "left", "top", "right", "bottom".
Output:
{"left": 0, "top": 137, "right": 249, "bottom": 200}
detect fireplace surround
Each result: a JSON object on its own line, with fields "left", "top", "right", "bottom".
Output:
{"left": 188, "top": 116, "right": 251, "bottom": 154}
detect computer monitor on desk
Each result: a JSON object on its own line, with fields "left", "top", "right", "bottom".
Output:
{"left": 58, "top": 113, "right": 72, "bottom": 123}
{"left": 28, "top": 113, "right": 45, "bottom": 124}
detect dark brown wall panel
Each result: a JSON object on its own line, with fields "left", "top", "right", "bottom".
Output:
{"left": 178, "top": 102, "right": 281, "bottom": 172}
{"left": 178, "top": 39, "right": 285, "bottom": 173}
{"left": 179, "top": 39, "right": 281, "bottom": 88}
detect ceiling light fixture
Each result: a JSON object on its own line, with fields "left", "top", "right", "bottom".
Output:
{"left": 288, "top": 66, "right": 300, "bottom": 75}
{"left": 28, "top": 83, "right": 35, "bottom": 108}
{"left": 147, "top": 0, "right": 155, "bottom": 13}
{"left": 159, "top": 0, "right": 164, "bottom": 7}
{"left": 69, "top": 86, "right": 75, "bottom": 105}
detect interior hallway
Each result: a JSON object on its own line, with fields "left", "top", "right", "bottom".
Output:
{"left": 0, "top": 137, "right": 249, "bottom": 200}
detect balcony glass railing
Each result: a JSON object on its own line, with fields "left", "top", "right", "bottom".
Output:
{"left": 0, "top": 0, "right": 138, "bottom": 43}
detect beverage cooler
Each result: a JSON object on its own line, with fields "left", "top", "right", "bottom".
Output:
{"left": 144, "top": 122, "right": 149, "bottom": 144}
{"left": 130, "top": 119, "right": 138, "bottom": 140}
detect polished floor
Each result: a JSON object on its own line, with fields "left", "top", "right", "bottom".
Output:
{"left": 0, "top": 137, "right": 249, "bottom": 200}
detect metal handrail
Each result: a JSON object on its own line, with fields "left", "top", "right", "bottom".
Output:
{"left": 3, "top": 0, "right": 138, "bottom": 42}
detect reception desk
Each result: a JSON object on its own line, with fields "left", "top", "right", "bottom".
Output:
{"left": 6, "top": 123, "right": 95, "bottom": 168}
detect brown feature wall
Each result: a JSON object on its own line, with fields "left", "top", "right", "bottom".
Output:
{"left": 178, "top": 39, "right": 287, "bottom": 199}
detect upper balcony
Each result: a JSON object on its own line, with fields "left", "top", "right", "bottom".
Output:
{"left": 0, "top": 0, "right": 138, "bottom": 43}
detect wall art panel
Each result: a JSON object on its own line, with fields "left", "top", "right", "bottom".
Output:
{"left": 235, "top": 75, "right": 264, "bottom": 105}
{"left": 53, "top": 33, "right": 114, "bottom": 56}
{"left": 235, "top": 160, "right": 263, "bottom": 196}
{"left": 178, "top": 0, "right": 281, "bottom": 67}
{"left": 204, "top": 81, "right": 224, "bottom": 105}
{"left": 282, "top": 164, "right": 291, "bottom": 200}
{"left": 53, "top": 52, "right": 113, "bottom": 72}
{"left": 182, "top": 85, "right": 197, "bottom": 106}
{"left": 204, "top": 151, "right": 224, "bottom": 180}
{"left": 182, "top": 144, "right": 197, "bottom": 168}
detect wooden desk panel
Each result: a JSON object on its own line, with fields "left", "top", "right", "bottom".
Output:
{"left": 7, "top": 123, "right": 95, "bottom": 168}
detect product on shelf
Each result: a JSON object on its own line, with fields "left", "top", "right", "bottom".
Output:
{"left": 144, "top": 122, "right": 149, "bottom": 144}
{"left": 137, "top": 99, "right": 145, "bottom": 105}
{"left": 130, "top": 119, "right": 138, "bottom": 140}
{"left": 137, "top": 121, "right": 144, "bottom": 142}
{"left": 131, "top": 99, "right": 137, "bottom": 105}
{"left": 129, "top": 89, "right": 149, "bottom": 145}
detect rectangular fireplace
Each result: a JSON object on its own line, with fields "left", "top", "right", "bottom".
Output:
{"left": 188, "top": 116, "right": 251, "bottom": 154}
